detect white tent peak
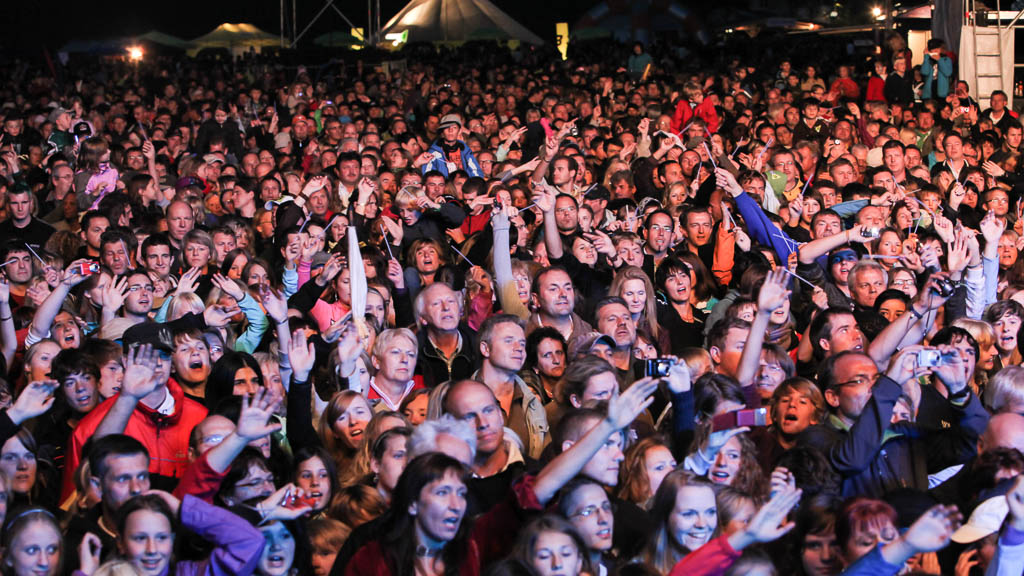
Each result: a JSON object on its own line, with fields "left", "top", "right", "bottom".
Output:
{"left": 381, "top": 0, "right": 544, "bottom": 44}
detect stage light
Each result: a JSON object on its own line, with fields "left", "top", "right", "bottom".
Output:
{"left": 128, "top": 46, "right": 144, "bottom": 62}
{"left": 871, "top": 6, "right": 883, "bottom": 18}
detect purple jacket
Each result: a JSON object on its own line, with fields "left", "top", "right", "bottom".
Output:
{"left": 75, "top": 495, "right": 265, "bottom": 576}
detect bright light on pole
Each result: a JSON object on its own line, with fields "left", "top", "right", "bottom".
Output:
{"left": 128, "top": 46, "right": 143, "bottom": 62}
{"left": 871, "top": 6, "right": 883, "bottom": 18}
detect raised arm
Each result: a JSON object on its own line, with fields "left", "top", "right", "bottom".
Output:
{"left": 533, "top": 377, "right": 658, "bottom": 505}
{"left": 798, "top": 226, "right": 871, "bottom": 265}
{"left": 736, "top": 269, "right": 790, "bottom": 387}
{"left": 867, "top": 275, "right": 952, "bottom": 368}
{"left": 205, "top": 388, "right": 283, "bottom": 474}
{"left": 0, "top": 277, "right": 15, "bottom": 370}
{"left": 492, "top": 206, "right": 529, "bottom": 320}
{"left": 94, "top": 345, "right": 161, "bottom": 439}
{"left": 26, "top": 260, "right": 93, "bottom": 343}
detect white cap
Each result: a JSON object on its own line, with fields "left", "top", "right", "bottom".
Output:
{"left": 951, "top": 495, "right": 1009, "bottom": 544}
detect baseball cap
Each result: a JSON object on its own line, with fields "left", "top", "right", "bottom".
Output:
{"left": 121, "top": 322, "right": 174, "bottom": 354}
{"left": 48, "top": 107, "right": 70, "bottom": 124}
{"left": 439, "top": 114, "right": 462, "bottom": 129}
{"left": 951, "top": 495, "right": 1008, "bottom": 544}
{"left": 568, "top": 331, "right": 616, "bottom": 359}
{"left": 203, "top": 154, "right": 224, "bottom": 165}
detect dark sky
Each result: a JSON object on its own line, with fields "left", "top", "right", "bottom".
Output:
{"left": 1, "top": 0, "right": 596, "bottom": 58}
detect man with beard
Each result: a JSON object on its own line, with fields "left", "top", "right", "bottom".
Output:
{"left": 414, "top": 283, "right": 476, "bottom": 388}
{"left": 472, "top": 314, "right": 548, "bottom": 460}
{"left": 594, "top": 297, "right": 637, "bottom": 373}
{"left": 642, "top": 209, "right": 674, "bottom": 281}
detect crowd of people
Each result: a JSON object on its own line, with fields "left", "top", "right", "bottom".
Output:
{"left": 0, "top": 29, "right": 1020, "bottom": 576}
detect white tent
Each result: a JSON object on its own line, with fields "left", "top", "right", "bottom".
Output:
{"left": 380, "top": 0, "right": 544, "bottom": 45}
{"left": 188, "top": 23, "right": 279, "bottom": 56}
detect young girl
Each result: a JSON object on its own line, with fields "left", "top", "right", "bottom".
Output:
{"left": 2, "top": 507, "right": 62, "bottom": 576}
{"left": 116, "top": 491, "right": 266, "bottom": 576}
{"left": 511, "top": 515, "right": 592, "bottom": 576}
{"left": 75, "top": 137, "right": 120, "bottom": 211}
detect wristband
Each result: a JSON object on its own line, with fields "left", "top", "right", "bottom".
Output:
{"left": 909, "top": 306, "right": 925, "bottom": 320}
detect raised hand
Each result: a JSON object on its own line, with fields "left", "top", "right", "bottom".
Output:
{"left": 947, "top": 231, "right": 970, "bottom": 275}
{"left": 99, "top": 277, "right": 129, "bottom": 311}
{"left": 731, "top": 484, "right": 802, "bottom": 549}
{"left": 61, "top": 260, "right": 98, "bottom": 287}
{"left": 715, "top": 167, "right": 743, "bottom": 197}
{"left": 317, "top": 254, "right": 344, "bottom": 287}
{"left": 583, "top": 230, "right": 615, "bottom": 258}
{"left": 176, "top": 267, "right": 202, "bottom": 295}
{"left": 212, "top": 274, "right": 245, "bottom": 302}
{"left": 122, "top": 344, "right": 161, "bottom": 400}
{"left": 933, "top": 215, "right": 955, "bottom": 243}
{"left": 0, "top": 275, "right": 8, "bottom": 304}
{"left": 980, "top": 210, "right": 1005, "bottom": 244}
{"left": 605, "top": 377, "right": 658, "bottom": 430}
{"left": 665, "top": 358, "right": 692, "bottom": 394}
{"left": 283, "top": 237, "right": 301, "bottom": 266}
{"left": 898, "top": 505, "right": 963, "bottom": 555}
{"left": 336, "top": 322, "right": 364, "bottom": 364}
{"left": 8, "top": 380, "right": 57, "bottom": 425}
{"left": 289, "top": 329, "right": 316, "bottom": 381}
{"left": 700, "top": 426, "right": 751, "bottom": 462}
{"left": 236, "top": 388, "right": 284, "bottom": 440}
{"left": 768, "top": 466, "right": 797, "bottom": 499}
{"left": 142, "top": 490, "right": 182, "bottom": 515}
{"left": 203, "top": 304, "right": 241, "bottom": 328}
{"left": 260, "top": 286, "right": 289, "bottom": 324}
{"left": 385, "top": 258, "right": 405, "bottom": 290}
{"left": 757, "top": 268, "right": 791, "bottom": 313}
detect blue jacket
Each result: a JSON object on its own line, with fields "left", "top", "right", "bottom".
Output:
{"left": 803, "top": 375, "right": 988, "bottom": 499}
{"left": 921, "top": 54, "right": 954, "bottom": 99}
{"left": 423, "top": 140, "right": 483, "bottom": 178}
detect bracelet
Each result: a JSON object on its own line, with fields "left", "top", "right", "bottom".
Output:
{"left": 909, "top": 306, "right": 925, "bottom": 320}
{"left": 0, "top": 316, "right": 10, "bottom": 322}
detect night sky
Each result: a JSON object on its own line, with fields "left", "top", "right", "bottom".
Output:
{"left": 1, "top": 0, "right": 598, "bottom": 59}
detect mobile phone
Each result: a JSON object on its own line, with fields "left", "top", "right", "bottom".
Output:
{"left": 712, "top": 408, "right": 769, "bottom": 431}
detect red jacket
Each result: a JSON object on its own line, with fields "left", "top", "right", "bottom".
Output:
{"left": 671, "top": 97, "right": 720, "bottom": 135}
{"left": 62, "top": 379, "right": 208, "bottom": 501}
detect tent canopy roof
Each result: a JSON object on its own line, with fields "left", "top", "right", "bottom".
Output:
{"left": 381, "top": 0, "right": 544, "bottom": 44}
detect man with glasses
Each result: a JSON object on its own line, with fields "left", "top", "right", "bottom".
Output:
{"left": 812, "top": 345, "right": 988, "bottom": 498}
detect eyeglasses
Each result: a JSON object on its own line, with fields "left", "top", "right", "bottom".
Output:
{"left": 571, "top": 501, "right": 613, "bottom": 519}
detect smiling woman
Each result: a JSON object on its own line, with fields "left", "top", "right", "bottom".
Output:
{"left": 116, "top": 491, "right": 266, "bottom": 576}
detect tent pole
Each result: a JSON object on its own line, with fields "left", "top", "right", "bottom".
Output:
{"left": 281, "top": 0, "right": 285, "bottom": 47}
{"left": 292, "top": 0, "right": 297, "bottom": 46}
